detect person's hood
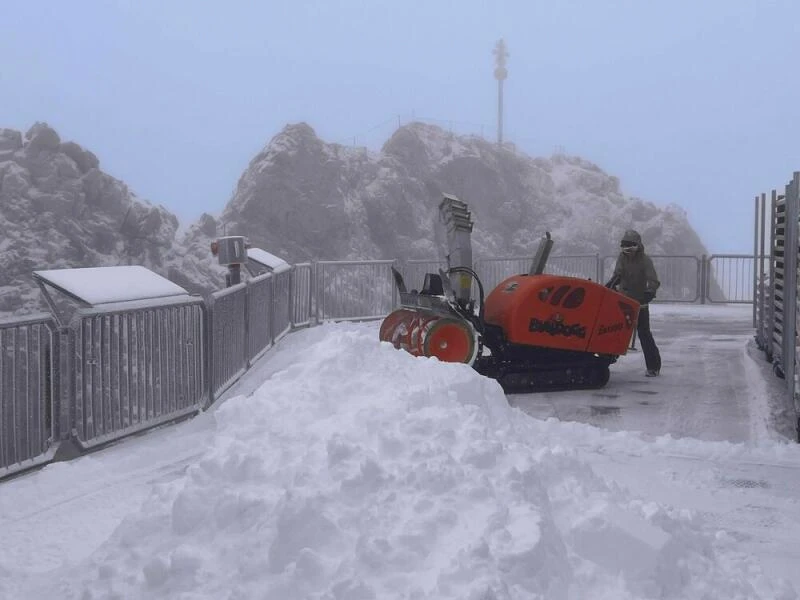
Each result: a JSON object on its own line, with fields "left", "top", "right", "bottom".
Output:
{"left": 620, "top": 229, "right": 645, "bottom": 256}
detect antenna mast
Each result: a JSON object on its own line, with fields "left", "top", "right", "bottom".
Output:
{"left": 493, "top": 39, "right": 509, "bottom": 145}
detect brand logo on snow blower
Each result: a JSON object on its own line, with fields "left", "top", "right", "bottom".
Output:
{"left": 529, "top": 317, "right": 586, "bottom": 338}
{"left": 503, "top": 282, "right": 519, "bottom": 292}
{"left": 598, "top": 322, "right": 625, "bottom": 335}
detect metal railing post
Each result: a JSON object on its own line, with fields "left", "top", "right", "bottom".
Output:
{"left": 314, "top": 262, "right": 321, "bottom": 324}
{"left": 769, "top": 190, "right": 778, "bottom": 361}
{"left": 289, "top": 266, "right": 296, "bottom": 328}
{"left": 759, "top": 193, "right": 767, "bottom": 334}
{"left": 753, "top": 195, "right": 759, "bottom": 326}
{"left": 269, "top": 275, "right": 276, "bottom": 345}
{"left": 784, "top": 174, "right": 799, "bottom": 396}
{"left": 244, "top": 279, "right": 251, "bottom": 369}
{"left": 700, "top": 255, "right": 707, "bottom": 304}
{"left": 595, "top": 253, "right": 602, "bottom": 284}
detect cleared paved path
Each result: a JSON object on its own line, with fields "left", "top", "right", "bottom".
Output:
{"left": 509, "top": 303, "right": 797, "bottom": 443}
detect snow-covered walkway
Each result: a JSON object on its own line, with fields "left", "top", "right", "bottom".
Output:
{"left": 0, "top": 304, "right": 799, "bottom": 599}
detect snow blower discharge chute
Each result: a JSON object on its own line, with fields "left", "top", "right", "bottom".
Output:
{"left": 379, "top": 194, "right": 640, "bottom": 393}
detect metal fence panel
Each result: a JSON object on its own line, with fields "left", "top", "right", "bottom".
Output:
{"left": 771, "top": 195, "right": 787, "bottom": 366}
{"left": 0, "top": 315, "right": 57, "bottom": 476}
{"left": 474, "top": 255, "right": 600, "bottom": 297}
{"left": 755, "top": 274, "right": 773, "bottom": 352}
{"left": 547, "top": 255, "right": 600, "bottom": 281}
{"left": 473, "top": 257, "right": 530, "bottom": 293}
{"left": 400, "top": 260, "right": 448, "bottom": 294}
{"left": 209, "top": 284, "right": 248, "bottom": 400}
{"left": 70, "top": 300, "right": 206, "bottom": 449}
{"left": 273, "top": 269, "right": 293, "bottom": 340}
{"left": 292, "top": 263, "right": 313, "bottom": 327}
{"left": 707, "top": 255, "right": 766, "bottom": 303}
{"left": 315, "top": 260, "right": 397, "bottom": 321}
{"left": 246, "top": 274, "right": 274, "bottom": 363}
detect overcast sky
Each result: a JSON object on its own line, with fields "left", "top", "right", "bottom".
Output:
{"left": 2, "top": 0, "right": 798, "bottom": 253}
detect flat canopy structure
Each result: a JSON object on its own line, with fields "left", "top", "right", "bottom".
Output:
{"left": 247, "top": 248, "right": 290, "bottom": 274}
{"left": 33, "top": 266, "right": 189, "bottom": 307}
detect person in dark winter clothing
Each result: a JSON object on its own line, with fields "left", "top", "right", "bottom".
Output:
{"left": 606, "top": 229, "right": 662, "bottom": 377}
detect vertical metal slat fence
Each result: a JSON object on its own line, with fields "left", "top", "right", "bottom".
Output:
{"left": 69, "top": 300, "right": 206, "bottom": 449}
{"left": 0, "top": 315, "right": 57, "bottom": 476}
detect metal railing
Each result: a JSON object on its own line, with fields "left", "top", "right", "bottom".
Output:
{"left": 315, "top": 260, "right": 397, "bottom": 321}
{"left": 3, "top": 244, "right": 788, "bottom": 478}
{"left": 273, "top": 269, "right": 293, "bottom": 341}
{"left": 548, "top": 254, "right": 601, "bottom": 281}
{"left": 208, "top": 283, "right": 248, "bottom": 400}
{"left": 707, "top": 255, "right": 765, "bottom": 304}
{"left": 752, "top": 171, "right": 800, "bottom": 440}
{"left": 246, "top": 274, "right": 275, "bottom": 364}
{"left": 0, "top": 314, "right": 57, "bottom": 473}
{"left": 68, "top": 298, "right": 206, "bottom": 449}
{"left": 292, "top": 263, "right": 314, "bottom": 328}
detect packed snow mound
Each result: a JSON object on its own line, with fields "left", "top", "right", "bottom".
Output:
{"left": 26, "top": 323, "right": 788, "bottom": 600}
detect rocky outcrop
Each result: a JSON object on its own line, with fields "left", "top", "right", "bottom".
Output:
{"left": 0, "top": 123, "right": 196, "bottom": 316}
{"left": 204, "top": 122, "right": 709, "bottom": 265}
{"left": 1, "top": 120, "right": 712, "bottom": 317}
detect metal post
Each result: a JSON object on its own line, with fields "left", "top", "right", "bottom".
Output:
{"left": 243, "top": 279, "right": 251, "bottom": 368}
{"left": 759, "top": 192, "right": 767, "bottom": 334}
{"left": 753, "top": 195, "right": 759, "bottom": 327}
{"left": 783, "top": 174, "right": 799, "bottom": 397}
{"left": 269, "top": 275, "right": 276, "bottom": 346}
{"left": 595, "top": 253, "right": 601, "bottom": 284}
{"left": 204, "top": 301, "right": 215, "bottom": 409}
{"left": 769, "top": 190, "right": 777, "bottom": 361}
{"left": 700, "top": 255, "right": 707, "bottom": 304}
{"left": 289, "top": 267, "right": 296, "bottom": 328}
{"left": 314, "top": 262, "right": 321, "bottom": 324}
{"left": 493, "top": 39, "right": 508, "bottom": 145}
{"left": 498, "top": 81, "right": 504, "bottom": 144}
{"left": 788, "top": 173, "right": 800, "bottom": 433}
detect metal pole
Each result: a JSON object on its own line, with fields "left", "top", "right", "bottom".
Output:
{"left": 700, "top": 255, "right": 707, "bottom": 304}
{"left": 789, "top": 173, "right": 800, "bottom": 421}
{"left": 783, "top": 174, "right": 799, "bottom": 397}
{"left": 289, "top": 267, "right": 296, "bottom": 329}
{"left": 595, "top": 253, "right": 601, "bottom": 283}
{"left": 498, "top": 80, "right": 504, "bottom": 144}
{"left": 244, "top": 279, "right": 251, "bottom": 368}
{"left": 314, "top": 262, "right": 321, "bottom": 324}
{"left": 493, "top": 39, "right": 508, "bottom": 146}
{"left": 759, "top": 193, "right": 767, "bottom": 335}
{"left": 769, "top": 190, "right": 777, "bottom": 361}
{"left": 753, "top": 195, "right": 759, "bottom": 327}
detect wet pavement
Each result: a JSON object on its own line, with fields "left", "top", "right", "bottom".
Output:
{"left": 508, "top": 304, "right": 797, "bottom": 443}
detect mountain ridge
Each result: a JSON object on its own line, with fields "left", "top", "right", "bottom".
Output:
{"left": 1, "top": 121, "right": 708, "bottom": 316}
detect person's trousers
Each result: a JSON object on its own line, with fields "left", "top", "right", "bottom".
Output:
{"left": 637, "top": 305, "right": 661, "bottom": 372}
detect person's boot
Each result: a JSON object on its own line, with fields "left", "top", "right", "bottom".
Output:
{"left": 645, "top": 369, "right": 660, "bottom": 377}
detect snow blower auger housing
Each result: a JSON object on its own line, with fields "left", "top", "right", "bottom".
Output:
{"left": 379, "top": 194, "right": 640, "bottom": 393}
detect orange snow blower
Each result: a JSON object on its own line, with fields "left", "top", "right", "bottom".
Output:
{"left": 379, "top": 194, "right": 639, "bottom": 392}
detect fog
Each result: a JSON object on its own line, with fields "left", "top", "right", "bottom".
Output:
{"left": 2, "top": 0, "right": 798, "bottom": 253}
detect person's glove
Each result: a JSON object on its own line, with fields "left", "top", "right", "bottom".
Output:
{"left": 643, "top": 291, "right": 655, "bottom": 304}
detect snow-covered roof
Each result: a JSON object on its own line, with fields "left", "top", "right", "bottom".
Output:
{"left": 247, "top": 248, "right": 291, "bottom": 274}
{"left": 33, "top": 266, "right": 190, "bottom": 306}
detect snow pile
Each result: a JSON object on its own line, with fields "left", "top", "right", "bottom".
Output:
{"left": 22, "top": 322, "right": 790, "bottom": 600}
